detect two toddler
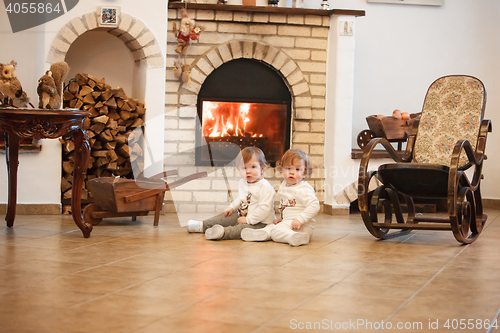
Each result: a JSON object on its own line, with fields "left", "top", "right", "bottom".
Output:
{"left": 187, "top": 147, "right": 320, "bottom": 247}
{"left": 187, "top": 147, "right": 275, "bottom": 240}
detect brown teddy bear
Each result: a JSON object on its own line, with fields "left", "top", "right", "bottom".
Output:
{"left": 172, "top": 8, "right": 200, "bottom": 58}
{"left": 173, "top": 59, "right": 191, "bottom": 84}
{"left": 0, "top": 60, "right": 30, "bottom": 107}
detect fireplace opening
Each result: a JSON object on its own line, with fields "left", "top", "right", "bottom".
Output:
{"left": 196, "top": 59, "right": 291, "bottom": 166}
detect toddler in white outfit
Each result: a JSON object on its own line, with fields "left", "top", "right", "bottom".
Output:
{"left": 187, "top": 147, "right": 275, "bottom": 240}
{"left": 242, "top": 149, "right": 320, "bottom": 246}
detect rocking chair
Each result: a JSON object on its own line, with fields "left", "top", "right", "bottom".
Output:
{"left": 358, "top": 75, "right": 492, "bottom": 244}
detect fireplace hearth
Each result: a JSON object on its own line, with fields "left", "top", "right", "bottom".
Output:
{"left": 196, "top": 59, "right": 291, "bottom": 166}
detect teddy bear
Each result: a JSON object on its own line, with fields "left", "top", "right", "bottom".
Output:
{"left": 172, "top": 8, "right": 200, "bottom": 58}
{"left": 37, "top": 61, "right": 70, "bottom": 109}
{"left": 0, "top": 60, "right": 30, "bottom": 107}
{"left": 173, "top": 59, "right": 191, "bottom": 84}
{"left": 238, "top": 193, "right": 252, "bottom": 217}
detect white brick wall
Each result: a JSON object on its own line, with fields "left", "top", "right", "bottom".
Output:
{"left": 165, "top": 7, "right": 331, "bottom": 212}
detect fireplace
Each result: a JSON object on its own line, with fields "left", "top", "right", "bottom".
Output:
{"left": 196, "top": 59, "right": 291, "bottom": 166}
{"left": 165, "top": 3, "right": 365, "bottom": 214}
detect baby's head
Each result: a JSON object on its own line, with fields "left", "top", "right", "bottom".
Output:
{"left": 280, "top": 149, "right": 313, "bottom": 185}
{"left": 236, "top": 147, "right": 268, "bottom": 183}
{"left": 236, "top": 147, "right": 268, "bottom": 169}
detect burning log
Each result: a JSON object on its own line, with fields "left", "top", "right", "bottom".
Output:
{"left": 60, "top": 73, "right": 146, "bottom": 207}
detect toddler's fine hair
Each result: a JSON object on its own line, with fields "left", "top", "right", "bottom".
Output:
{"left": 236, "top": 146, "right": 269, "bottom": 170}
{"left": 281, "top": 149, "right": 313, "bottom": 177}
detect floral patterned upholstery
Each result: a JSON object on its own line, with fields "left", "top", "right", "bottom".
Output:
{"left": 413, "top": 76, "right": 485, "bottom": 168}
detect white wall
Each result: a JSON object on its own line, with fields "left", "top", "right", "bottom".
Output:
{"left": 0, "top": 0, "right": 167, "bottom": 205}
{"left": 0, "top": 7, "right": 63, "bottom": 204}
{"left": 321, "top": 0, "right": 500, "bottom": 200}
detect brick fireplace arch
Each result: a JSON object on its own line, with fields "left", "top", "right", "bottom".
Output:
{"left": 45, "top": 12, "right": 164, "bottom": 68}
{"left": 184, "top": 39, "right": 311, "bottom": 101}
{"left": 177, "top": 39, "right": 315, "bottom": 164}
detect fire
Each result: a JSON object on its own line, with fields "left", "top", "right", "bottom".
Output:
{"left": 202, "top": 101, "right": 260, "bottom": 138}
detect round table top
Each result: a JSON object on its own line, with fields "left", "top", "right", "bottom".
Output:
{"left": 0, "top": 107, "right": 89, "bottom": 117}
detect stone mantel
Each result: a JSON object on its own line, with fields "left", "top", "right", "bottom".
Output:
{"left": 168, "top": 2, "right": 365, "bottom": 17}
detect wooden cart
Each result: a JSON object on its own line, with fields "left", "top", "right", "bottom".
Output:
{"left": 83, "top": 170, "right": 207, "bottom": 226}
{"left": 357, "top": 114, "right": 420, "bottom": 151}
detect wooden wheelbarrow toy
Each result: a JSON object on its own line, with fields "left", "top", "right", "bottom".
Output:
{"left": 83, "top": 170, "right": 207, "bottom": 226}
{"left": 357, "top": 113, "right": 420, "bottom": 151}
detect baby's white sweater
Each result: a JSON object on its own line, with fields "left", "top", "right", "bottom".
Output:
{"left": 229, "top": 178, "right": 276, "bottom": 225}
{"left": 278, "top": 180, "right": 320, "bottom": 225}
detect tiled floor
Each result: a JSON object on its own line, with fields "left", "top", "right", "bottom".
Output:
{"left": 1, "top": 209, "right": 500, "bottom": 333}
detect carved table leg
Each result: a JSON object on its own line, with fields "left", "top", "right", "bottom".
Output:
{"left": 5, "top": 133, "right": 19, "bottom": 228}
{"left": 72, "top": 129, "right": 92, "bottom": 237}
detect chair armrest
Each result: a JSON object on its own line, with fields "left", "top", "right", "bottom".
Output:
{"left": 475, "top": 119, "right": 492, "bottom": 161}
{"left": 360, "top": 137, "right": 407, "bottom": 166}
{"left": 358, "top": 137, "right": 406, "bottom": 210}
{"left": 449, "top": 140, "right": 483, "bottom": 193}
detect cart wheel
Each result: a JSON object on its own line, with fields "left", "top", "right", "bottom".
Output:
{"left": 357, "top": 130, "right": 375, "bottom": 150}
{"left": 83, "top": 203, "right": 103, "bottom": 226}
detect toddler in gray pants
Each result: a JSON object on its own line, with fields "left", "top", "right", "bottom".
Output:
{"left": 187, "top": 147, "right": 275, "bottom": 240}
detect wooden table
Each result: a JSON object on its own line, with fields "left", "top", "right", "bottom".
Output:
{"left": 0, "top": 107, "right": 93, "bottom": 237}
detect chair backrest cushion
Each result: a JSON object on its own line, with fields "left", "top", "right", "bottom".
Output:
{"left": 413, "top": 75, "right": 485, "bottom": 168}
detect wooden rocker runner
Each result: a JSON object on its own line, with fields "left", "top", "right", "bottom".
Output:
{"left": 358, "top": 75, "right": 492, "bottom": 244}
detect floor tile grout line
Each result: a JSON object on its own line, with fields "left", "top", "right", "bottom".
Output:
{"left": 485, "top": 308, "right": 500, "bottom": 333}
{"left": 373, "top": 243, "right": 470, "bottom": 333}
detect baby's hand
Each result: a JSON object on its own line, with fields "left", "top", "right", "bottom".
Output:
{"left": 237, "top": 216, "right": 247, "bottom": 224}
{"left": 291, "top": 219, "right": 302, "bottom": 230}
{"left": 224, "top": 207, "right": 234, "bottom": 217}
{"left": 273, "top": 218, "right": 282, "bottom": 225}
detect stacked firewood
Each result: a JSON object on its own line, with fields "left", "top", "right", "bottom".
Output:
{"left": 60, "top": 73, "right": 145, "bottom": 206}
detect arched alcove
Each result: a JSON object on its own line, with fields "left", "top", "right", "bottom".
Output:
{"left": 64, "top": 30, "right": 137, "bottom": 96}
{"left": 46, "top": 10, "right": 165, "bottom": 121}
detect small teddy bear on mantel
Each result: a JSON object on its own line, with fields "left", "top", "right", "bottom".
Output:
{"left": 0, "top": 60, "right": 30, "bottom": 108}
{"left": 37, "top": 61, "right": 70, "bottom": 109}
{"left": 172, "top": 8, "right": 201, "bottom": 84}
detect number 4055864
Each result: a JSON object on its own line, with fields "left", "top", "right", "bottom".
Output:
{"left": 5, "top": 2, "right": 62, "bottom": 14}
{"left": 444, "top": 319, "right": 498, "bottom": 330}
